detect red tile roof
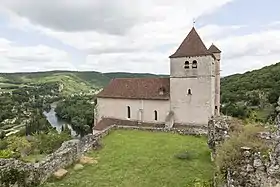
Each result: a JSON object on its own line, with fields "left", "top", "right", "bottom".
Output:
{"left": 97, "top": 78, "right": 170, "bottom": 100}
{"left": 208, "top": 44, "right": 221, "bottom": 53}
{"left": 170, "top": 27, "right": 210, "bottom": 58}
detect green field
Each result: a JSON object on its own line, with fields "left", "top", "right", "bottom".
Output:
{"left": 42, "top": 130, "right": 213, "bottom": 187}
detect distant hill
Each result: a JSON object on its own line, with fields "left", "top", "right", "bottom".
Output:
{"left": 0, "top": 71, "right": 166, "bottom": 94}
{"left": 1, "top": 62, "right": 280, "bottom": 121}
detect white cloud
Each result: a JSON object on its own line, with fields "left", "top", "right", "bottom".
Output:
{"left": 217, "top": 29, "right": 280, "bottom": 75}
{"left": 1, "top": 0, "right": 280, "bottom": 76}
{"left": 0, "top": 38, "right": 74, "bottom": 73}
{"left": 0, "top": 0, "right": 233, "bottom": 74}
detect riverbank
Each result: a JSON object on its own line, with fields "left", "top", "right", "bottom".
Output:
{"left": 43, "top": 103, "right": 76, "bottom": 136}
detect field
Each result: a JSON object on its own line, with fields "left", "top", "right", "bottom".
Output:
{"left": 42, "top": 130, "right": 213, "bottom": 187}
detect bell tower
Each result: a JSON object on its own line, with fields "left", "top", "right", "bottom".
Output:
{"left": 169, "top": 27, "right": 221, "bottom": 125}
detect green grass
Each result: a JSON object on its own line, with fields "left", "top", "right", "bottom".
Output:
{"left": 42, "top": 130, "right": 213, "bottom": 187}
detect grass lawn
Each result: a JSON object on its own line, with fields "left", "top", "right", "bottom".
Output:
{"left": 42, "top": 130, "right": 213, "bottom": 187}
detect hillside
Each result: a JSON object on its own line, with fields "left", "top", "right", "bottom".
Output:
{"left": 1, "top": 62, "right": 280, "bottom": 122}
{"left": 0, "top": 71, "right": 165, "bottom": 95}
{"left": 221, "top": 62, "right": 280, "bottom": 121}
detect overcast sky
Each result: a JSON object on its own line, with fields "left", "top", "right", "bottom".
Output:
{"left": 0, "top": 0, "right": 279, "bottom": 76}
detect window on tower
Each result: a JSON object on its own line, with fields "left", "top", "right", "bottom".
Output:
{"left": 184, "top": 61, "right": 190, "bottom": 69}
{"left": 192, "top": 60, "right": 197, "bottom": 68}
{"left": 187, "top": 89, "right": 192, "bottom": 95}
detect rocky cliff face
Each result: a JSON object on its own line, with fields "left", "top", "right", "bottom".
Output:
{"left": 208, "top": 98, "right": 280, "bottom": 187}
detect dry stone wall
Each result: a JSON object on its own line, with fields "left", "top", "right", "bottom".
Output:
{"left": 115, "top": 124, "right": 208, "bottom": 136}
{"left": 0, "top": 126, "right": 114, "bottom": 187}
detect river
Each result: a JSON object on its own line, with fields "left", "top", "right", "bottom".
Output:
{"left": 43, "top": 102, "right": 76, "bottom": 136}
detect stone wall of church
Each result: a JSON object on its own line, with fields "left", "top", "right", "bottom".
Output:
{"left": 96, "top": 98, "right": 169, "bottom": 124}
{"left": 170, "top": 55, "right": 216, "bottom": 125}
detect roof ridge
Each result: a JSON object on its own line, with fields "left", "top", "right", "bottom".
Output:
{"left": 170, "top": 27, "right": 210, "bottom": 58}
{"left": 208, "top": 44, "right": 221, "bottom": 53}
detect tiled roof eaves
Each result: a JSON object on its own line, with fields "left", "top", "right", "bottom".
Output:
{"left": 97, "top": 95, "right": 170, "bottom": 100}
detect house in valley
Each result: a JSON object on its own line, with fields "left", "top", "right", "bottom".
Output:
{"left": 94, "top": 27, "right": 221, "bottom": 129}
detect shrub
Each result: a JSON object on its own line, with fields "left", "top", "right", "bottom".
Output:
{"left": 0, "top": 130, "right": 5, "bottom": 139}
{"left": 175, "top": 151, "right": 194, "bottom": 160}
{"left": 7, "top": 136, "right": 32, "bottom": 157}
{"left": 215, "top": 124, "right": 269, "bottom": 173}
{"left": 0, "top": 149, "right": 13, "bottom": 159}
{"left": 34, "top": 130, "right": 71, "bottom": 154}
{"left": 0, "top": 140, "right": 8, "bottom": 150}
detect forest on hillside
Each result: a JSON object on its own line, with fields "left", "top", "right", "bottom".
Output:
{"left": 221, "top": 62, "right": 280, "bottom": 121}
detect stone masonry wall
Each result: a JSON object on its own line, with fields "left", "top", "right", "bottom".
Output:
{"left": 0, "top": 126, "right": 114, "bottom": 187}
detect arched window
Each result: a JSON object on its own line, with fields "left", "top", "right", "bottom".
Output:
{"left": 127, "top": 106, "right": 131, "bottom": 119}
{"left": 184, "top": 61, "right": 190, "bottom": 69}
{"left": 154, "top": 110, "right": 158, "bottom": 121}
{"left": 192, "top": 60, "right": 197, "bottom": 68}
{"left": 187, "top": 89, "right": 192, "bottom": 95}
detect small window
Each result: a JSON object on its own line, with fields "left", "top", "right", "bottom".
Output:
{"left": 127, "top": 106, "right": 131, "bottom": 119}
{"left": 187, "top": 89, "right": 192, "bottom": 95}
{"left": 159, "top": 87, "right": 166, "bottom": 95}
{"left": 184, "top": 61, "right": 190, "bottom": 69}
{"left": 192, "top": 60, "right": 197, "bottom": 68}
{"left": 154, "top": 110, "right": 158, "bottom": 121}
{"left": 215, "top": 106, "right": 218, "bottom": 110}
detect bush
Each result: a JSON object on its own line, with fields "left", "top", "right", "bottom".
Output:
{"left": 34, "top": 130, "right": 71, "bottom": 154}
{"left": 175, "top": 151, "right": 194, "bottom": 160}
{"left": 215, "top": 124, "right": 269, "bottom": 173}
{"left": 6, "top": 136, "right": 32, "bottom": 157}
{"left": 0, "top": 130, "right": 5, "bottom": 139}
{"left": 0, "top": 140, "right": 8, "bottom": 150}
{"left": 0, "top": 149, "right": 14, "bottom": 159}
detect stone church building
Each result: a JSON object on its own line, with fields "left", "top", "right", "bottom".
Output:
{"left": 95, "top": 27, "right": 221, "bottom": 128}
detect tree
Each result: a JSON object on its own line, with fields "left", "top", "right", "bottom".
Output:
{"left": 0, "top": 131, "right": 5, "bottom": 139}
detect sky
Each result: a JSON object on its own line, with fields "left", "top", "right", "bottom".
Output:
{"left": 0, "top": 0, "right": 279, "bottom": 76}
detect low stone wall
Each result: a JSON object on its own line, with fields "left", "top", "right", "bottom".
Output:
{"left": 115, "top": 125, "right": 208, "bottom": 136}
{"left": 0, "top": 125, "right": 114, "bottom": 187}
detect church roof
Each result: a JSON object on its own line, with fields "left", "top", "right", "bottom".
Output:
{"left": 170, "top": 27, "right": 210, "bottom": 58}
{"left": 97, "top": 78, "right": 170, "bottom": 100}
{"left": 208, "top": 44, "right": 221, "bottom": 53}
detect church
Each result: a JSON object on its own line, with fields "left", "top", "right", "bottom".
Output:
{"left": 95, "top": 27, "right": 221, "bottom": 129}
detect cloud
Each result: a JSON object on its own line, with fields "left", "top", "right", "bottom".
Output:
{"left": 0, "top": 38, "right": 74, "bottom": 73}
{"left": 1, "top": 0, "right": 280, "bottom": 76}
{"left": 1, "top": 0, "right": 147, "bottom": 35}
{"left": 216, "top": 29, "right": 280, "bottom": 75}
{"left": 1, "top": 0, "right": 233, "bottom": 35}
